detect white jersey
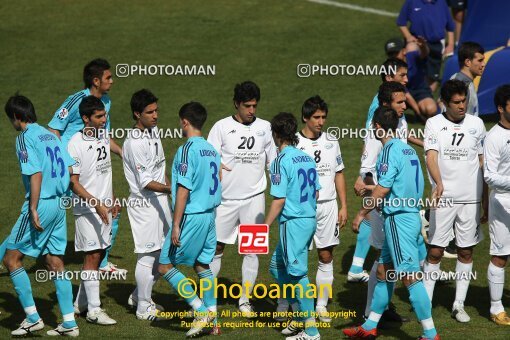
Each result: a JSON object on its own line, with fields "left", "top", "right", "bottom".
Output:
{"left": 360, "top": 116, "right": 408, "bottom": 183}
{"left": 67, "top": 131, "right": 113, "bottom": 215}
{"left": 424, "top": 113, "right": 485, "bottom": 203}
{"left": 484, "top": 123, "right": 510, "bottom": 194}
{"left": 123, "top": 127, "right": 167, "bottom": 199}
{"left": 296, "top": 132, "right": 344, "bottom": 202}
{"left": 207, "top": 116, "right": 277, "bottom": 200}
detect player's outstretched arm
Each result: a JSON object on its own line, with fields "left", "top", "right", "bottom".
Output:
{"left": 171, "top": 184, "right": 189, "bottom": 247}
{"left": 144, "top": 181, "right": 171, "bottom": 194}
{"left": 352, "top": 185, "right": 390, "bottom": 234}
{"left": 264, "top": 197, "right": 285, "bottom": 227}
{"left": 29, "top": 172, "right": 43, "bottom": 231}
{"left": 109, "top": 139, "right": 122, "bottom": 159}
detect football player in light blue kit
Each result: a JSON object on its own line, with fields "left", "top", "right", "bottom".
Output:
{"left": 265, "top": 112, "right": 321, "bottom": 340}
{"left": 343, "top": 107, "right": 439, "bottom": 340}
{"left": 3, "top": 95, "right": 79, "bottom": 336}
{"left": 47, "top": 58, "right": 124, "bottom": 275}
{"left": 159, "top": 102, "right": 221, "bottom": 337}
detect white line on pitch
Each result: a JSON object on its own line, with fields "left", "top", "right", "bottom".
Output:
{"left": 305, "top": 0, "right": 398, "bottom": 18}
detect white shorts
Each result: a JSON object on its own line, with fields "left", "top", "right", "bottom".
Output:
{"left": 428, "top": 203, "right": 483, "bottom": 248}
{"left": 489, "top": 191, "right": 510, "bottom": 256}
{"left": 369, "top": 210, "right": 385, "bottom": 250}
{"left": 215, "top": 193, "right": 265, "bottom": 244}
{"left": 310, "top": 199, "right": 339, "bottom": 249}
{"left": 74, "top": 212, "right": 112, "bottom": 252}
{"left": 128, "top": 194, "right": 171, "bottom": 253}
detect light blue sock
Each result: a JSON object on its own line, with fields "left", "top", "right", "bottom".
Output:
{"left": 100, "top": 213, "right": 120, "bottom": 268}
{"left": 408, "top": 281, "right": 437, "bottom": 338}
{"left": 269, "top": 258, "right": 298, "bottom": 306}
{"left": 10, "top": 267, "right": 40, "bottom": 323}
{"left": 363, "top": 279, "right": 394, "bottom": 331}
{"left": 349, "top": 219, "right": 371, "bottom": 274}
{"left": 163, "top": 268, "right": 206, "bottom": 313}
{"left": 198, "top": 269, "right": 216, "bottom": 313}
{"left": 289, "top": 275, "right": 318, "bottom": 337}
{"left": 54, "top": 277, "right": 77, "bottom": 328}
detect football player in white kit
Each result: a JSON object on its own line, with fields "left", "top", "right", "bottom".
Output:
{"left": 422, "top": 80, "right": 487, "bottom": 323}
{"left": 355, "top": 81, "right": 421, "bottom": 324}
{"left": 68, "top": 96, "right": 117, "bottom": 325}
{"left": 122, "top": 89, "right": 171, "bottom": 320}
{"left": 294, "top": 95, "right": 347, "bottom": 322}
{"left": 207, "top": 81, "right": 277, "bottom": 315}
{"left": 483, "top": 85, "right": 510, "bottom": 326}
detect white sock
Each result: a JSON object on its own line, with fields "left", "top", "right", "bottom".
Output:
{"left": 75, "top": 281, "right": 87, "bottom": 307}
{"left": 423, "top": 261, "right": 440, "bottom": 301}
{"left": 135, "top": 253, "right": 157, "bottom": 314}
{"left": 210, "top": 254, "right": 222, "bottom": 278}
{"left": 454, "top": 260, "right": 473, "bottom": 306}
{"left": 82, "top": 270, "right": 100, "bottom": 313}
{"left": 240, "top": 254, "right": 258, "bottom": 305}
{"left": 365, "top": 261, "right": 378, "bottom": 317}
{"left": 316, "top": 261, "right": 333, "bottom": 308}
{"left": 488, "top": 262, "right": 505, "bottom": 315}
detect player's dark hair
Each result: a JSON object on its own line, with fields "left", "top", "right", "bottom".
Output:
{"left": 271, "top": 112, "right": 299, "bottom": 146}
{"left": 378, "top": 81, "right": 406, "bottom": 106}
{"left": 83, "top": 58, "right": 111, "bottom": 88}
{"left": 301, "top": 95, "right": 328, "bottom": 123}
{"left": 372, "top": 106, "right": 399, "bottom": 132}
{"left": 79, "top": 95, "right": 105, "bottom": 119}
{"left": 179, "top": 101, "right": 207, "bottom": 130}
{"left": 441, "top": 80, "right": 467, "bottom": 104}
{"left": 130, "top": 89, "right": 158, "bottom": 120}
{"left": 381, "top": 58, "right": 408, "bottom": 82}
{"left": 458, "top": 42, "right": 484, "bottom": 68}
{"left": 4, "top": 93, "right": 37, "bottom": 123}
{"left": 494, "top": 84, "right": 510, "bottom": 111}
{"left": 233, "top": 81, "right": 260, "bottom": 105}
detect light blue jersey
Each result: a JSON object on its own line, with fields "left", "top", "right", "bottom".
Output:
{"left": 269, "top": 146, "right": 321, "bottom": 223}
{"left": 48, "top": 89, "right": 111, "bottom": 147}
{"left": 16, "top": 123, "right": 74, "bottom": 199}
{"left": 376, "top": 138, "right": 424, "bottom": 215}
{"left": 171, "top": 136, "right": 221, "bottom": 214}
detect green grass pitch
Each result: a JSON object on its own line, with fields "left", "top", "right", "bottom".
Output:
{"left": 0, "top": 0, "right": 508, "bottom": 338}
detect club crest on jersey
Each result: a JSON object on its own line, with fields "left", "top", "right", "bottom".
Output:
{"left": 271, "top": 173, "right": 281, "bottom": 185}
{"left": 57, "top": 108, "right": 69, "bottom": 120}
{"left": 379, "top": 163, "right": 388, "bottom": 173}
{"left": 135, "top": 163, "right": 147, "bottom": 173}
{"left": 325, "top": 143, "right": 333, "bottom": 149}
{"left": 468, "top": 128, "right": 476, "bottom": 135}
{"left": 256, "top": 130, "right": 265, "bottom": 136}
{"left": 427, "top": 134, "right": 438, "bottom": 145}
{"left": 179, "top": 162, "right": 188, "bottom": 174}
{"left": 18, "top": 150, "right": 28, "bottom": 162}
{"left": 73, "top": 157, "right": 81, "bottom": 167}
{"left": 336, "top": 155, "right": 343, "bottom": 165}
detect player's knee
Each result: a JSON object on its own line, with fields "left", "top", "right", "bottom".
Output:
{"left": 215, "top": 242, "right": 225, "bottom": 255}
{"left": 317, "top": 251, "right": 333, "bottom": 264}
{"left": 375, "top": 264, "right": 388, "bottom": 280}
{"left": 3, "top": 252, "right": 19, "bottom": 272}
{"left": 457, "top": 249, "right": 473, "bottom": 263}
{"left": 427, "top": 247, "right": 443, "bottom": 263}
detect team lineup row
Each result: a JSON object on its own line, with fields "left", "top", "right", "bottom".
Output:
{"left": 1, "top": 59, "right": 510, "bottom": 340}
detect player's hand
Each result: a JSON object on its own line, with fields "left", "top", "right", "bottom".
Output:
{"left": 112, "top": 203, "right": 121, "bottom": 219}
{"left": 416, "top": 36, "right": 427, "bottom": 46}
{"left": 338, "top": 207, "right": 348, "bottom": 229}
{"left": 30, "top": 208, "right": 43, "bottom": 232}
{"left": 171, "top": 225, "right": 181, "bottom": 247}
{"left": 352, "top": 211, "right": 364, "bottom": 234}
{"left": 219, "top": 163, "right": 231, "bottom": 181}
{"left": 354, "top": 176, "right": 366, "bottom": 196}
{"left": 431, "top": 183, "right": 444, "bottom": 207}
{"left": 95, "top": 203, "right": 110, "bottom": 225}
{"left": 406, "top": 35, "right": 417, "bottom": 43}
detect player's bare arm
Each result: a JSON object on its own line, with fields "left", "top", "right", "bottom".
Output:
{"left": 408, "top": 135, "right": 424, "bottom": 147}
{"left": 48, "top": 127, "right": 61, "bottom": 139}
{"left": 29, "top": 172, "right": 43, "bottom": 232}
{"left": 171, "top": 184, "right": 189, "bottom": 247}
{"left": 335, "top": 171, "right": 348, "bottom": 228}
{"left": 264, "top": 197, "right": 285, "bottom": 227}
{"left": 109, "top": 139, "right": 122, "bottom": 158}
{"left": 426, "top": 149, "right": 444, "bottom": 201}
{"left": 70, "top": 174, "right": 110, "bottom": 225}
{"left": 144, "top": 180, "right": 171, "bottom": 194}
{"left": 352, "top": 185, "right": 390, "bottom": 234}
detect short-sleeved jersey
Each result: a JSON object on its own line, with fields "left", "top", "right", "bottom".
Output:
{"left": 15, "top": 123, "right": 74, "bottom": 199}
{"left": 269, "top": 146, "right": 321, "bottom": 223}
{"left": 67, "top": 131, "right": 113, "bottom": 215}
{"left": 424, "top": 113, "right": 486, "bottom": 203}
{"left": 48, "top": 89, "right": 111, "bottom": 147}
{"left": 360, "top": 116, "right": 408, "bottom": 181}
{"left": 377, "top": 138, "right": 424, "bottom": 215}
{"left": 172, "top": 137, "right": 221, "bottom": 214}
{"left": 296, "top": 132, "right": 344, "bottom": 202}
{"left": 123, "top": 127, "right": 166, "bottom": 199}
{"left": 483, "top": 123, "right": 510, "bottom": 194}
{"left": 207, "top": 116, "right": 277, "bottom": 200}
{"left": 450, "top": 72, "right": 478, "bottom": 116}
